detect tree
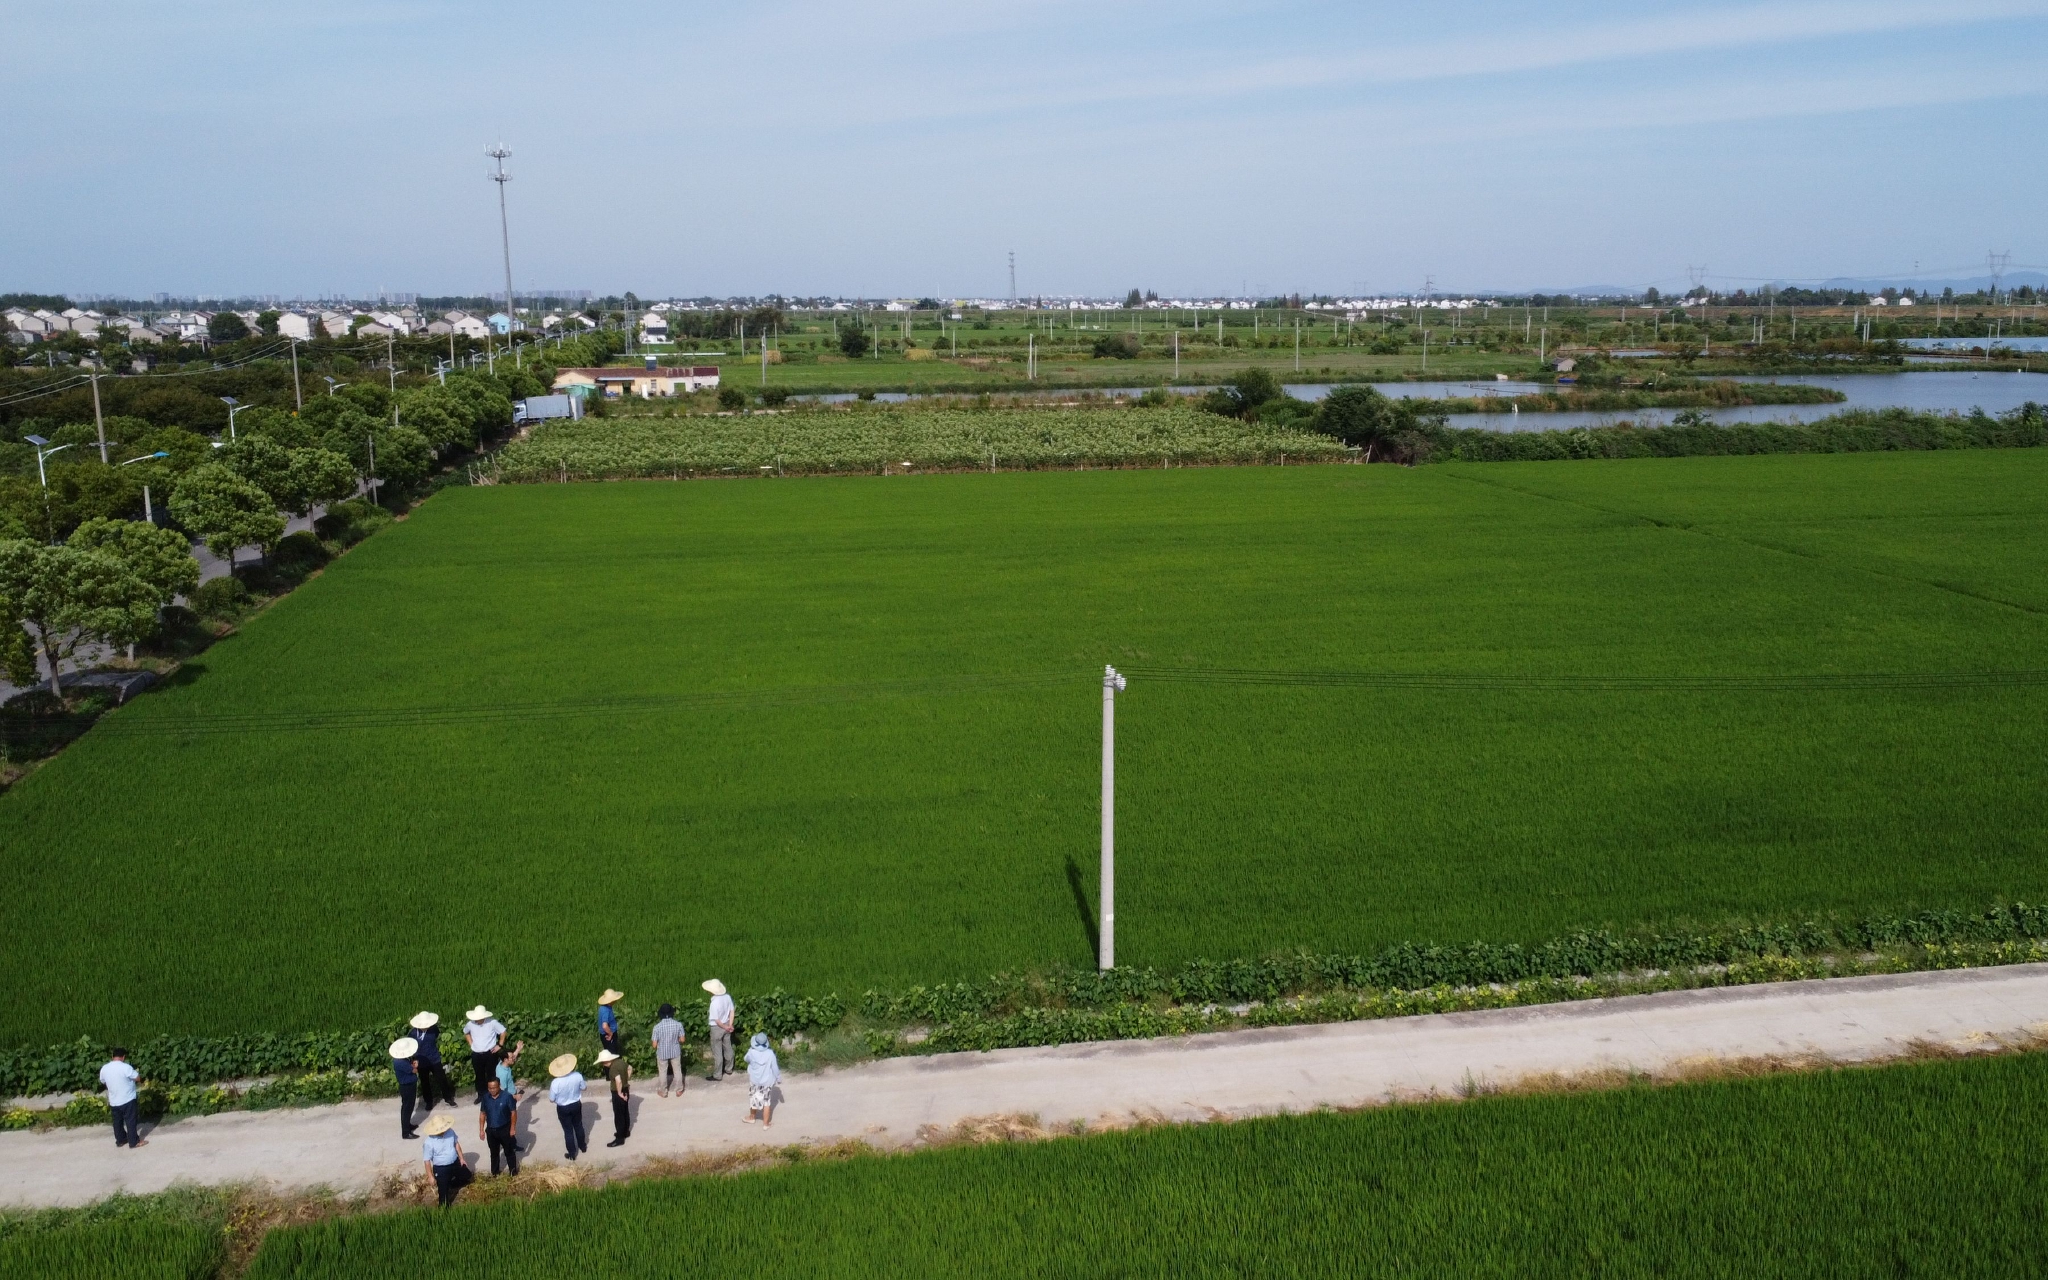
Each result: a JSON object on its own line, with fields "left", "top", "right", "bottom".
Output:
{"left": 207, "top": 312, "right": 250, "bottom": 343}
{"left": 1125, "top": 288, "right": 1143, "bottom": 308}
{"left": 1199, "top": 367, "right": 1284, "bottom": 419}
{"left": 1093, "top": 333, "right": 1141, "bottom": 359}
{"left": 67, "top": 518, "right": 200, "bottom": 610}
{"left": 718, "top": 386, "right": 746, "bottom": 410}
{"left": 837, "top": 321, "right": 870, "bottom": 359}
{"left": 0, "top": 541, "right": 160, "bottom": 696}
{"left": 220, "top": 435, "right": 295, "bottom": 502}
{"left": 169, "top": 465, "right": 285, "bottom": 572}
{"left": 281, "top": 449, "right": 359, "bottom": 516}
{"left": 1314, "top": 385, "right": 1401, "bottom": 459}
{"left": 257, "top": 310, "right": 281, "bottom": 336}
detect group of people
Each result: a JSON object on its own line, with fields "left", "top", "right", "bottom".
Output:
{"left": 391, "top": 979, "right": 783, "bottom": 1207}
{"left": 86, "top": 977, "right": 785, "bottom": 1209}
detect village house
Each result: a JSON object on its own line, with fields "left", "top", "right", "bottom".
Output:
{"left": 553, "top": 358, "right": 720, "bottom": 399}
{"left": 275, "top": 311, "right": 315, "bottom": 341}
{"left": 427, "top": 310, "right": 493, "bottom": 340}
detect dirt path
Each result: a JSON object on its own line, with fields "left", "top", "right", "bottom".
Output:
{"left": 5, "top": 964, "right": 2047, "bottom": 1210}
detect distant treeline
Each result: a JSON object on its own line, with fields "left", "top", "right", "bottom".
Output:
{"left": 1413, "top": 405, "right": 2048, "bottom": 463}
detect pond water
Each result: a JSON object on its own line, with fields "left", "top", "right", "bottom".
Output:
{"left": 1903, "top": 336, "right": 2048, "bottom": 352}
{"left": 1436, "top": 371, "right": 2048, "bottom": 433}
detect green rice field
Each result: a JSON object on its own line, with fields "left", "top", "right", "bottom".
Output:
{"left": 2, "top": 450, "right": 2046, "bottom": 1044}
{"left": 242, "top": 1052, "right": 2048, "bottom": 1277}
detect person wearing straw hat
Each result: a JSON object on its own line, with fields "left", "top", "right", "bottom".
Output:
{"left": 461, "top": 1004, "right": 507, "bottom": 1105}
{"left": 419, "top": 1113, "right": 469, "bottom": 1207}
{"left": 703, "top": 979, "right": 735, "bottom": 1081}
{"left": 597, "top": 989, "right": 624, "bottom": 1056}
{"left": 596, "top": 1049, "right": 633, "bottom": 1147}
{"left": 410, "top": 1011, "right": 456, "bottom": 1112}
{"left": 547, "top": 1053, "right": 589, "bottom": 1161}
{"left": 743, "top": 1031, "right": 781, "bottom": 1128}
{"left": 650, "top": 1003, "right": 686, "bottom": 1097}
{"left": 390, "top": 1035, "right": 421, "bottom": 1140}
{"left": 477, "top": 1074, "right": 519, "bottom": 1176}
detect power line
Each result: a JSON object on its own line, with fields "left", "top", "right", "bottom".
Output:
{"left": 1119, "top": 665, "right": 2048, "bottom": 693}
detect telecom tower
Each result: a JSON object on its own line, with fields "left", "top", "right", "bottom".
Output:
{"left": 487, "top": 145, "right": 518, "bottom": 330}
{"left": 1008, "top": 251, "right": 1017, "bottom": 306}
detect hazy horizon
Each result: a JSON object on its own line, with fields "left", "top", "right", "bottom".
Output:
{"left": 7, "top": 1, "right": 2047, "bottom": 300}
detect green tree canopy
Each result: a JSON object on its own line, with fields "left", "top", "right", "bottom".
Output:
{"left": 207, "top": 312, "right": 250, "bottom": 343}
{"left": 0, "top": 541, "right": 160, "bottom": 696}
{"left": 168, "top": 465, "right": 285, "bottom": 571}
{"left": 1200, "top": 367, "right": 1285, "bottom": 419}
{"left": 66, "top": 517, "right": 200, "bottom": 611}
{"left": 838, "top": 322, "right": 871, "bottom": 359}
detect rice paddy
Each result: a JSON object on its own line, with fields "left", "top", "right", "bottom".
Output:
{"left": 240, "top": 1051, "right": 2048, "bottom": 1277}
{"left": 2, "top": 450, "right": 2045, "bottom": 1045}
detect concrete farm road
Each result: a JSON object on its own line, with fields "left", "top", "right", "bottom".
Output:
{"left": 5, "top": 965, "right": 2047, "bottom": 1209}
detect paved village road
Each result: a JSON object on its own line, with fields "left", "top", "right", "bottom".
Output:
{"left": 5, "top": 964, "right": 2047, "bottom": 1209}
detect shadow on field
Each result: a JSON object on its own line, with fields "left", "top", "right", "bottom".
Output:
{"left": 1064, "top": 856, "right": 1099, "bottom": 961}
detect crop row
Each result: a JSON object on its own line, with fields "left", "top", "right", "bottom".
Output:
{"left": 489, "top": 404, "right": 1346, "bottom": 479}
{"left": 6, "top": 903, "right": 2045, "bottom": 1099}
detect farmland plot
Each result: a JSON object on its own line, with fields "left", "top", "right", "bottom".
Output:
{"left": 1, "top": 452, "right": 2045, "bottom": 1043}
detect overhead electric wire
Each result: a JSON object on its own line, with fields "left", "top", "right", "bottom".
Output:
{"left": 1120, "top": 665, "right": 2048, "bottom": 692}
{"left": 77, "top": 665, "right": 2046, "bottom": 740}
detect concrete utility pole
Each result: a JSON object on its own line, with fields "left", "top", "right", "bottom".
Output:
{"left": 487, "top": 145, "right": 518, "bottom": 333}
{"left": 290, "top": 339, "right": 303, "bottom": 410}
{"left": 90, "top": 371, "right": 107, "bottom": 463}
{"left": 1100, "top": 664, "right": 1126, "bottom": 971}
{"left": 1009, "top": 251, "right": 1017, "bottom": 306}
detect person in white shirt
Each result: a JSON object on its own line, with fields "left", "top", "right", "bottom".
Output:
{"left": 547, "top": 1053, "right": 589, "bottom": 1161}
{"left": 461, "top": 1005, "right": 507, "bottom": 1105}
{"left": 704, "top": 979, "right": 736, "bottom": 1081}
{"left": 99, "top": 1048, "right": 144, "bottom": 1149}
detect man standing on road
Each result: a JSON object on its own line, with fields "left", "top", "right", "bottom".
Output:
{"left": 478, "top": 1075, "right": 519, "bottom": 1176}
{"left": 548, "top": 1053, "right": 589, "bottom": 1161}
{"left": 411, "top": 1011, "right": 456, "bottom": 1112}
{"left": 704, "top": 979, "right": 735, "bottom": 1081}
{"left": 390, "top": 1036, "right": 421, "bottom": 1139}
{"left": 461, "top": 1005, "right": 506, "bottom": 1104}
{"left": 99, "top": 1048, "right": 144, "bottom": 1150}
{"left": 420, "top": 1114, "right": 468, "bottom": 1207}
{"left": 651, "top": 1002, "right": 686, "bottom": 1096}
{"left": 597, "top": 1048, "right": 632, "bottom": 1148}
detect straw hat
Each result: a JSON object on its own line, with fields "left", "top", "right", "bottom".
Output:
{"left": 409, "top": 1011, "right": 439, "bottom": 1030}
{"left": 548, "top": 1053, "right": 578, "bottom": 1078}
{"left": 421, "top": 1114, "right": 453, "bottom": 1137}
{"left": 388, "top": 1036, "right": 418, "bottom": 1059}
{"left": 464, "top": 1005, "right": 493, "bottom": 1022}
{"left": 598, "top": 988, "right": 624, "bottom": 1005}
{"left": 596, "top": 1049, "right": 621, "bottom": 1065}
{"left": 701, "top": 978, "right": 726, "bottom": 996}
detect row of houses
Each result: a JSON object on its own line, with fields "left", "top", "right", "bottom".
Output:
{"left": 4, "top": 305, "right": 607, "bottom": 346}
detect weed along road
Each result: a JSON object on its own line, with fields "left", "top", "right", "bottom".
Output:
{"left": 7, "top": 965, "right": 2047, "bottom": 1210}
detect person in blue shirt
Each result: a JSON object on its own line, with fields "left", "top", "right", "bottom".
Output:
{"left": 548, "top": 1053, "right": 589, "bottom": 1161}
{"left": 389, "top": 1036, "right": 421, "bottom": 1139}
{"left": 597, "top": 989, "right": 623, "bottom": 1056}
{"left": 419, "top": 1114, "right": 467, "bottom": 1207}
{"left": 477, "top": 1076, "right": 519, "bottom": 1175}
{"left": 410, "top": 1011, "right": 456, "bottom": 1112}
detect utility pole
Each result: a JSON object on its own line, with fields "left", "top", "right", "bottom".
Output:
{"left": 1008, "top": 251, "right": 1017, "bottom": 306}
{"left": 1099, "top": 664, "right": 1126, "bottom": 971}
{"left": 90, "top": 371, "right": 107, "bottom": 463}
{"left": 291, "top": 339, "right": 303, "bottom": 410}
{"left": 1294, "top": 317, "right": 1300, "bottom": 372}
{"left": 487, "top": 145, "right": 518, "bottom": 334}
{"left": 387, "top": 333, "right": 397, "bottom": 396}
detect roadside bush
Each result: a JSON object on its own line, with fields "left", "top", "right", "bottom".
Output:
{"left": 189, "top": 576, "right": 251, "bottom": 622}
{"left": 1092, "top": 333, "right": 1142, "bottom": 359}
{"left": 760, "top": 387, "right": 790, "bottom": 408}
{"left": 717, "top": 387, "right": 746, "bottom": 411}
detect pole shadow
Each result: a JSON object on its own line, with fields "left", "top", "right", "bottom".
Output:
{"left": 1064, "top": 856, "right": 1099, "bottom": 962}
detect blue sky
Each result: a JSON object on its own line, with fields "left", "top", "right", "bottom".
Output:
{"left": 6, "top": 1, "right": 2046, "bottom": 298}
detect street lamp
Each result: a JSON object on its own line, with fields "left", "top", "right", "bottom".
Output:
{"left": 24, "top": 435, "right": 76, "bottom": 542}
{"left": 121, "top": 451, "right": 170, "bottom": 524}
{"left": 323, "top": 377, "right": 347, "bottom": 397}
{"left": 220, "top": 395, "right": 247, "bottom": 439}
{"left": 1100, "top": 664, "right": 1127, "bottom": 971}
{"left": 23, "top": 435, "right": 75, "bottom": 488}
